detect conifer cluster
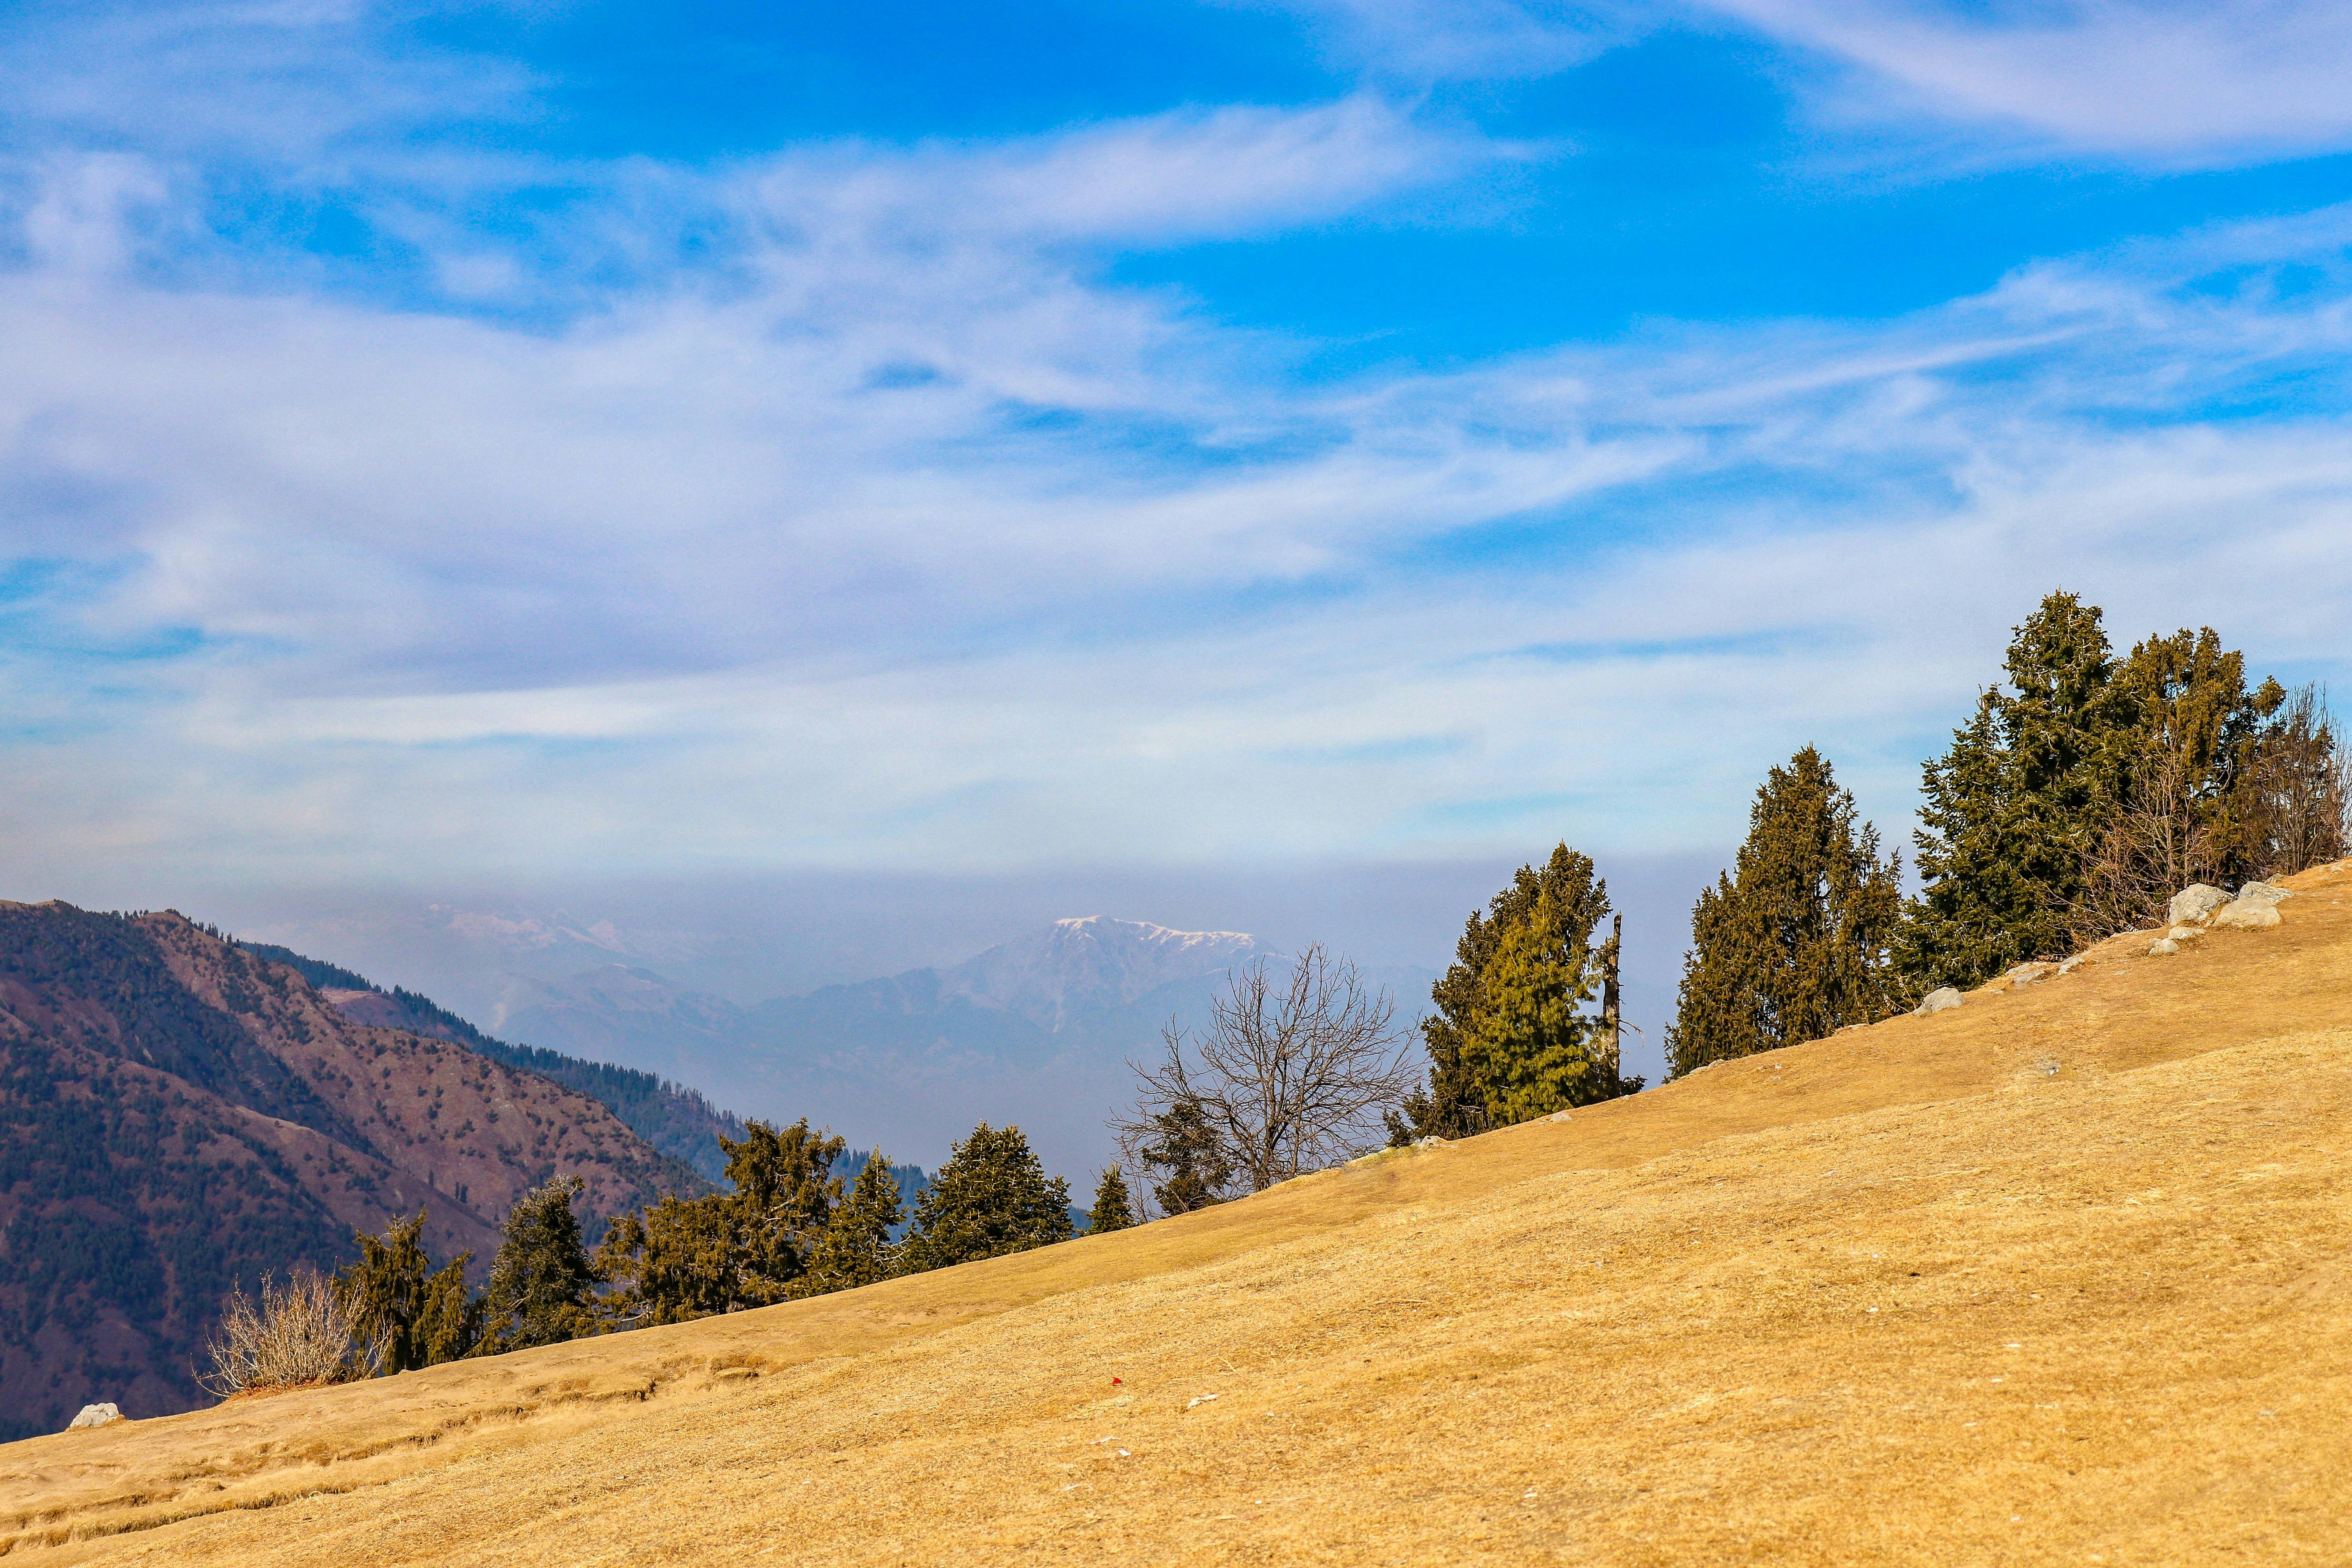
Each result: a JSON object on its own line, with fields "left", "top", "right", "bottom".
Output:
{"left": 1663, "top": 589, "right": 2344, "bottom": 1075}
{"left": 318, "top": 1118, "right": 1075, "bottom": 1377}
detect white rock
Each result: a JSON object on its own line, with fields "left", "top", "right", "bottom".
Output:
{"left": 67, "top": 1403, "right": 121, "bottom": 1429}
{"left": 2168, "top": 884, "right": 2231, "bottom": 925}
{"left": 1412, "top": 1135, "right": 1447, "bottom": 1148}
{"left": 2004, "top": 962, "right": 2055, "bottom": 988}
{"left": 2166, "top": 926, "right": 2207, "bottom": 941}
{"left": 2232, "top": 882, "right": 2296, "bottom": 907}
{"left": 1913, "top": 987, "right": 1962, "bottom": 1015}
{"left": 2148, "top": 938, "right": 2181, "bottom": 956}
{"left": 2212, "top": 899, "right": 2283, "bottom": 929}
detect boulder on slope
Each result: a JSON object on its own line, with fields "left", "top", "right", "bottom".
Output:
{"left": 2213, "top": 899, "right": 2283, "bottom": 930}
{"left": 2168, "top": 885, "right": 2231, "bottom": 926}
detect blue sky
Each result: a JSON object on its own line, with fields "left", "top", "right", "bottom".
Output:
{"left": 3, "top": 1, "right": 2352, "bottom": 1020}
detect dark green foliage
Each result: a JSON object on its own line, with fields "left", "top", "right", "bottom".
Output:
{"left": 899, "top": 1123, "right": 1072, "bottom": 1273}
{"left": 334, "top": 1211, "right": 480, "bottom": 1372}
{"left": 1667, "top": 747, "right": 1905, "bottom": 1076}
{"left": 1900, "top": 594, "right": 2325, "bottom": 978}
{"left": 592, "top": 1194, "right": 740, "bottom": 1325}
{"left": 236, "top": 943, "right": 374, "bottom": 994}
{"left": 595, "top": 1118, "right": 846, "bottom": 1323}
{"left": 415, "top": 1252, "right": 483, "bottom": 1367}
{"left": 1900, "top": 591, "right": 2126, "bottom": 988}
{"left": 478, "top": 1176, "right": 600, "bottom": 1352}
{"left": 1085, "top": 1165, "right": 1135, "bottom": 1235}
{"left": 2065, "top": 628, "right": 2288, "bottom": 937}
{"left": 720, "top": 1119, "right": 845, "bottom": 1288}
{"left": 1134, "top": 1098, "right": 1235, "bottom": 1215}
{"left": 1393, "top": 844, "right": 1622, "bottom": 1140}
{"left": 798, "top": 1151, "right": 904, "bottom": 1294}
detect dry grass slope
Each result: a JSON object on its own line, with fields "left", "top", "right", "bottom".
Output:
{"left": 6, "top": 865, "right": 2351, "bottom": 1564}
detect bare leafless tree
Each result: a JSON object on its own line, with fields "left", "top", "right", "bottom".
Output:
{"left": 2242, "top": 683, "right": 2347, "bottom": 878}
{"left": 2073, "top": 682, "right": 2348, "bottom": 945}
{"left": 1115, "top": 946, "right": 1416, "bottom": 1206}
{"left": 2071, "top": 741, "right": 2225, "bottom": 942}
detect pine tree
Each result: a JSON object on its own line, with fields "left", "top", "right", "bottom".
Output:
{"left": 335, "top": 1211, "right": 478, "bottom": 1373}
{"left": 899, "top": 1123, "right": 1073, "bottom": 1273}
{"left": 596, "top": 1117, "right": 848, "bottom": 1322}
{"left": 1900, "top": 591, "right": 2125, "bottom": 987}
{"left": 593, "top": 1193, "right": 740, "bottom": 1326}
{"left": 478, "top": 1176, "right": 601, "bottom": 1352}
{"left": 797, "top": 1152, "right": 904, "bottom": 1295}
{"left": 1394, "top": 843, "right": 1617, "bottom": 1138}
{"left": 1086, "top": 1165, "right": 1136, "bottom": 1234}
{"left": 1668, "top": 747, "right": 1904, "bottom": 1076}
{"left": 1134, "top": 1097, "right": 1235, "bottom": 1214}
{"left": 415, "top": 1254, "right": 481, "bottom": 1365}
{"left": 719, "top": 1118, "right": 845, "bottom": 1296}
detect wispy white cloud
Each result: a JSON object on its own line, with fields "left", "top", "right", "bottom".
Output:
{"left": 1705, "top": 0, "right": 2352, "bottom": 164}
{"left": 1213, "top": 0, "right": 1639, "bottom": 79}
{"left": 4, "top": 0, "right": 2352, "bottom": 901}
{"left": 7, "top": 162, "right": 2352, "bottom": 888}
{"left": 1247, "top": 0, "right": 2352, "bottom": 166}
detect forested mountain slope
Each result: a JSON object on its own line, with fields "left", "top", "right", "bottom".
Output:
{"left": 0, "top": 904, "right": 698, "bottom": 1439}
{"left": 241, "top": 941, "right": 747, "bottom": 1182}
{"left": 9, "top": 862, "right": 2349, "bottom": 1564}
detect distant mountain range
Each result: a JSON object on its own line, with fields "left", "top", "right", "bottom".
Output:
{"left": 485, "top": 916, "right": 1430, "bottom": 1174}
{"left": 0, "top": 901, "right": 702, "bottom": 1439}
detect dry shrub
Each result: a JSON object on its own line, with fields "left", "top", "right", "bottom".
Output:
{"left": 199, "top": 1269, "right": 370, "bottom": 1398}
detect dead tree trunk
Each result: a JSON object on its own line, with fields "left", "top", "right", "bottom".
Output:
{"left": 1601, "top": 913, "right": 1622, "bottom": 1095}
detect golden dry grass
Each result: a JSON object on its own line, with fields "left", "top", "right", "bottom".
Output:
{"left": 7, "top": 864, "right": 2352, "bottom": 1564}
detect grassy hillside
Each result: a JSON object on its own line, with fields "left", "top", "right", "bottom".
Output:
{"left": 7, "top": 862, "right": 2350, "bottom": 1564}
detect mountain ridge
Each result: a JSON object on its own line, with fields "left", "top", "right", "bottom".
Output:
{"left": 0, "top": 901, "right": 699, "bottom": 1438}
{"left": 488, "top": 916, "right": 1313, "bottom": 1171}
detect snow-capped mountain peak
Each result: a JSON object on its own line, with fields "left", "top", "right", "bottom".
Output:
{"left": 943, "top": 915, "right": 1260, "bottom": 1031}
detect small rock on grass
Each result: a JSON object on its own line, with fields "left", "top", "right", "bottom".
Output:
{"left": 1913, "top": 987, "right": 1962, "bottom": 1016}
{"left": 67, "top": 1404, "right": 121, "bottom": 1430}
{"left": 2148, "top": 937, "right": 2182, "bottom": 956}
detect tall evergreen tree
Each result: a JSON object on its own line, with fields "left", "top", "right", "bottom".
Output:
{"left": 719, "top": 1118, "right": 846, "bottom": 1293}
{"left": 478, "top": 1176, "right": 600, "bottom": 1352}
{"left": 1393, "top": 843, "right": 1620, "bottom": 1139}
{"left": 796, "top": 1151, "right": 904, "bottom": 1296}
{"left": 1900, "top": 591, "right": 2126, "bottom": 987}
{"left": 1902, "top": 592, "right": 2304, "bottom": 976}
{"left": 415, "top": 1251, "right": 483, "bottom": 1366}
{"left": 593, "top": 1193, "right": 742, "bottom": 1326}
{"left": 1086, "top": 1165, "right": 1136, "bottom": 1234}
{"left": 597, "top": 1117, "right": 847, "bottom": 1322}
{"left": 1668, "top": 747, "right": 1904, "bottom": 1076}
{"left": 1134, "top": 1098, "right": 1235, "bottom": 1215}
{"left": 335, "top": 1211, "right": 478, "bottom": 1373}
{"left": 899, "top": 1123, "right": 1072, "bottom": 1273}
